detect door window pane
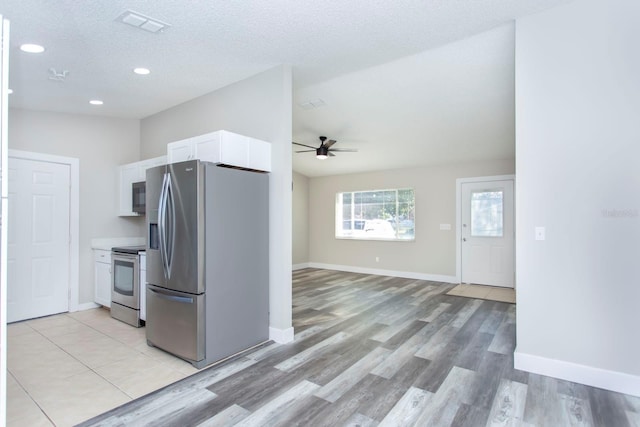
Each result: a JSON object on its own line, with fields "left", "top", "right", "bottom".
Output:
{"left": 471, "top": 190, "right": 503, "bottom": 237}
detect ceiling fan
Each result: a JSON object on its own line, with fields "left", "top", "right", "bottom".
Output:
{"left": 292, "top": 136, "right": 358, "bottom": 160}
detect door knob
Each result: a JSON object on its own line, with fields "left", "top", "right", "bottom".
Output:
{"left": 463, "top": 238, "right": 467, "bottom": 242}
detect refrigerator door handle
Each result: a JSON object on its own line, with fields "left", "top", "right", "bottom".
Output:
{"left": 165, "top": 174, "right": 175, "bottom": 277}
{"left": 158, "top": 172, "right": 170, "bottom": 279}
{"left": 148, "top": 287, "right": 194, "bottom": 304}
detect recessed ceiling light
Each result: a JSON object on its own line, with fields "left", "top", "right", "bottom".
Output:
{"left": 89, "top": 100, "right": 104, "bottom": 106}
{"left": 133, "top": 67, "right": 150, "bottom": 75}
{"left": 20, "top": 43, "right": 45, "bottom": 54}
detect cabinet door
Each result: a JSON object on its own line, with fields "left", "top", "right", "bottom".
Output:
{"left": 95, "top": 260, "right": 112, "bottom": 307}
{"left": 248, "top": 137, "right": 271, "bottom": 172}
{"left": 118, "top": 164, "right": 141, "bottom": 216}
{"left": 167, "top": 140, "right": 193, "bottom": 163}
{"left": 218, "top": 131, "right": 249, "bottom": 167}
{"left": 192, "top": 133, "right": 221, "bottom": 164}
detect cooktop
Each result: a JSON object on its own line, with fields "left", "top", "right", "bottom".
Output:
{"left": 111, "top": 245, "right": 146, "bottom": 254}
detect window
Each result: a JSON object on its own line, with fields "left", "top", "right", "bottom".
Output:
{"left": 336, "top": 188, "right": 415, "bottom": 240}
{"left": 470, "top": 190, "right": 503, "bottom": 237}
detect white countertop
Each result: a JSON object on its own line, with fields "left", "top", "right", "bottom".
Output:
{"left": 91, "top": 237, "right": 145, "bottom": 251}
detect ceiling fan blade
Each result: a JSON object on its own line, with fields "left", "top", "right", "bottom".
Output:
{"left": 329, "top": 151, "right": 336, "bottom": 157}
{"left": 329, "top": 148, "right": 358, "bottom": 152}
{"left": 292, "top": 141, "right": 318, "bottom": 149}
{"left": 324, "top": 139, "right": 337, "bottom": 148}
{"left": 295, "top": 149, "right": 316, "bottom": 153}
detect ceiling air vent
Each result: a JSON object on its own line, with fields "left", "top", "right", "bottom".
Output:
{"left": 116, "top": 10, "right": 171, "bottom": 33}
{"left": 48, "top": 68, "right": 69, "bottom": 82}
{"left": 298, "top": 99, "right": 326, "bottom": 110}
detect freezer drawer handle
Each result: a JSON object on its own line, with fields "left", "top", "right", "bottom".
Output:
{"left": 149, "top": 288, "right": 194, "bottom": 304}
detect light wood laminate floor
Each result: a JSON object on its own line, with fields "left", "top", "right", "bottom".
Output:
{"left": 77, "top": 268, "right": 640, "bottom": 427}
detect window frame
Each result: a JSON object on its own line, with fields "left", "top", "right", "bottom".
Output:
{"left": 335, "top": 187, "right": 415, "bottom": 242}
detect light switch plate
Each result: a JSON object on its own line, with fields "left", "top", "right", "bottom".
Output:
{"left": 535, "top": 226, "right": 545, "bottom": 241}
{"left": 440, "top": 224, "right": 451, "bottom": 231}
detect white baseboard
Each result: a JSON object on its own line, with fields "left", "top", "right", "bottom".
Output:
{"left": 269, "top": 326, "right": 294, "bottom": 344}
{"left": 514, "top": 349, "right": 640, "bottom": 397}
{"left": 292, "top": 263, "right": 311, "bottom": 271}
{"left": 307, "top": 262, "right": 458, "bottom": 284}
{"left": 75, "top": 302, "right": 100, "bottom": 312}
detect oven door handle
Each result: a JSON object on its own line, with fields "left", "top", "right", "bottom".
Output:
{"left": 148, "top": 288, "right": 194, "bottom": 304}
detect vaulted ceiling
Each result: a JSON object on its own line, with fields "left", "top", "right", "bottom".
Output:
{"left": 2, "top": 0, "right": 571, "bottom": 176}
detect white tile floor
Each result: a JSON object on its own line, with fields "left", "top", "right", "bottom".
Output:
{"left": 6, "top": 307, "right": 200, "bottom": 427}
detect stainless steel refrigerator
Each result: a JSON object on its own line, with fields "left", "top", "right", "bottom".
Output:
{"left": 145, "top": 159, "right": 269, "bottom": 368}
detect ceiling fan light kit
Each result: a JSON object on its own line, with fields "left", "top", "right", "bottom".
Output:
{"left": 316, "top": 146, "right": 329, "bottom": 160}
{"left": 292, "top": 136, "right": 357, "bottom": 160}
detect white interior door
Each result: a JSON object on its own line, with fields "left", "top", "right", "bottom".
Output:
{"left": 461, "top": 179, "right": 514, "bottom": 288}
{"left": 7, "top": 157, "right": 71, "bottom": 322}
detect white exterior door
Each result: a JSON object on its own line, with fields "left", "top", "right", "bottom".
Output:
{"left": 461, "top": 179, "right": 514, "bottom": 288}
{"left": 7, "top": 157, "right": 71, "bottom": 322}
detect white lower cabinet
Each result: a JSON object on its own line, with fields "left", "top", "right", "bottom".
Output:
{"left": 94, "top": 249, "right": 112, "bottom": 308}
{"left": 140, "top": 253, "right": 146, "bottom": 321}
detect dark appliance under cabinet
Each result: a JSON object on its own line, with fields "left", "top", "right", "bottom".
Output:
{"left": 132, "top": 181, "right": 146, "bottom": 214}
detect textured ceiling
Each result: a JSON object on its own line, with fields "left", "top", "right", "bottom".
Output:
{"left": 1, "top": 0, "right": 571, "bottom": 176}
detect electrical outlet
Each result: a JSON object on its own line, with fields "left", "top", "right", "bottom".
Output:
{"left": 535, "top": 226, "right": 545, "bottom": 241}
{"left": 375, "top": 257, "right": 380, "bottom": 263}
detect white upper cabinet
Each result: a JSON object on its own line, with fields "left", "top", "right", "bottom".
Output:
{"left": 117, "top": 131, "right": 269, "bottom": 217}
{"left": 166, "top": 139, "right": 192, "bottom": 163}
{"left": 247, "top": 137, "right": 271, "bottom": 172}
{"left": 118, "top": 155, "right": 166, "bottom": 216}
{"left": 167, "top": 130, "right": 271, "bottom": 172}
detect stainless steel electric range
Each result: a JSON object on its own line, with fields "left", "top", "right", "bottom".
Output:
{"left": 111, "top": 245, "right": 146, "bottom": 327}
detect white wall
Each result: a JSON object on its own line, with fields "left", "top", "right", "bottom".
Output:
{"left": 140, "top": 65, "right": 294, "bottom": 342}
{"left": 515, "top": 0, "right": 640, "bottom": 395}
{"left": 292, "top": 172, "right": 309, "bottom": 267}
{"left": 308, "top": 159, "right": 514, "bottom": 279}
{"left": 8, "top": 109, "right": 142, "bottom": 303}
